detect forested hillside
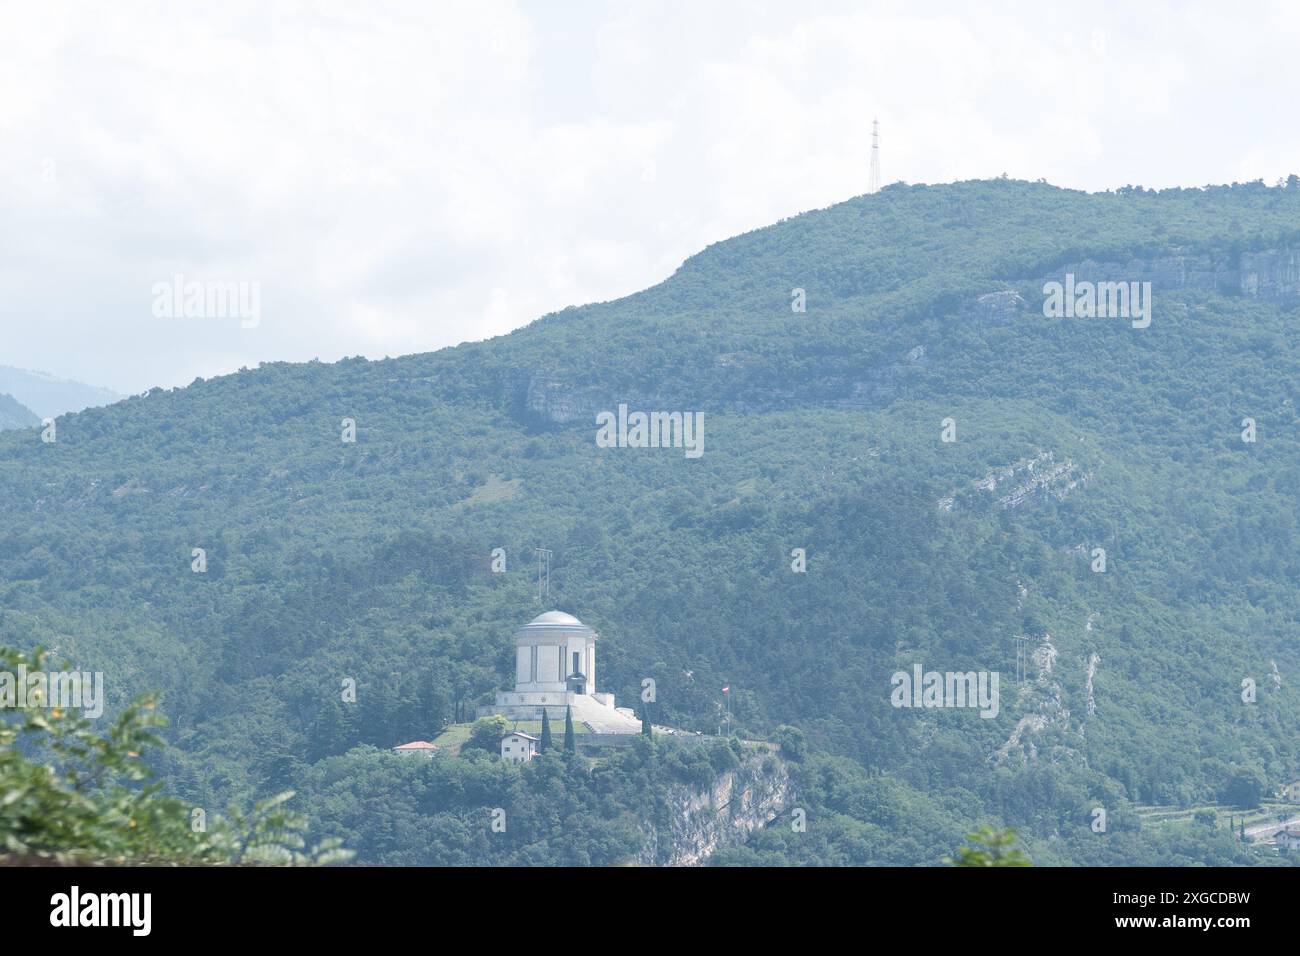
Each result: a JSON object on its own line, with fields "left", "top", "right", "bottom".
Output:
{"left": 0, "top": 394, "right": 38, "bottom": 432}
{"left": 3, "top": 178, "right": 1300, "bottom": 865}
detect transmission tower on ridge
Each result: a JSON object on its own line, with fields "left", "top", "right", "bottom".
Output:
{"left": 533, "top": 548, "right": 552, "bottom": 604}
{"left": 868, "top": 117, "right": 881, "bottom": 194}
{"left": 1015, "top": 635, "right": 1032, "bottom": 684}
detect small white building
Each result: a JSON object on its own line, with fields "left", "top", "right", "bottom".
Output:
{"left": 1277, "top": 828, "right": 1300, "bottom": 851}
{"left": 501, "top": 732, "right": 539, "bottom": 763}
{"left": 392, "top": 740, "right": 438, "bottom": 757}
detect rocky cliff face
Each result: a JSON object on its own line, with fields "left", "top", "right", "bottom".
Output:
{"left": 938, "top": 451, "right": 1089, "bottom": 513}
{"left": 963, "top": 289, "right": 1027, "bottom": 323}
{"left": 1042, "top": 246, "right": 1300, "bottom": 304}
{"left": 994, "top": 633, "right": 1080, "bottom": 767}
{"left": 1240, "top": 247, "right": 1300, "bottom": 300}
{"left": 967, "top": 246, "right": 1300, "bottom": 326}
{"left": 635, "top": 748, "right": 795, "bottom": 866}
{"left": 523, "top": 376, "right": 612, "bottom": 425}
{"left": 1043, "top": 253, "right": 1236, "bottom": 296}
{"left": 515, "top": 343, "right": 932, "bottom": 429}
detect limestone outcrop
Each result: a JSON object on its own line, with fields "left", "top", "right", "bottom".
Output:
{"left": 634, "top": 748, "right": 795, "bottom": 866}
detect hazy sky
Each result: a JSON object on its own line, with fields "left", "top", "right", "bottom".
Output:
{"left": 3, "top": 0, "right": 1298, "bottom": 394}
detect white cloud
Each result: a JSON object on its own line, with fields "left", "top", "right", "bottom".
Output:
{"left": 1, "top": 0, "right": 1296, "bottom": 393}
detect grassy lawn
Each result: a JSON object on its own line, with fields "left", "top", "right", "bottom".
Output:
{"left": 452, "top": 474, "right": 522, "bottom": 510}
{"left": 431, "top": 723, "right": 473, "bottom": 752}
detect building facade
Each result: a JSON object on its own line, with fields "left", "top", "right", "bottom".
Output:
{"left": 501, "top": 732, "right": 538, "bottom": 763}
{"left": 480, "top": 611, "right": 614, "bottom": 716}
{"left": 477, "top": 611, "right": 641, "bottom": 733}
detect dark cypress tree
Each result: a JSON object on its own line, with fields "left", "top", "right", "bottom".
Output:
{"left": 540, "top": 708, "right": 552, "bottom": 753}
{"left": 641, "top": 704, "right": 652, "bottom": 737}
{"left": 564, "top": 705, "right": 576, "bottom": 754}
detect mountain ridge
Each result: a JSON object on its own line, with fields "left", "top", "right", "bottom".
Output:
{"left": 0, "top": 365, "right": 123, "bottom": 420}
{"left": 2, "top": 177, "right": 1298, "bottom": 865}
{"left": 0, "top": 393, "right": 40, "bottom": 431}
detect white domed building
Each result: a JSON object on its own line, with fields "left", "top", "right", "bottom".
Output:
{"left": 479, "top": 611, "right": 641, "bottom": 733}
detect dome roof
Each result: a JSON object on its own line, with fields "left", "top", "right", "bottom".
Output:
{"left": 529, "top": 610, "right": 584, "bottom": 626}
{"left": 516, "top": 610, "right": 596, "bottom": 637}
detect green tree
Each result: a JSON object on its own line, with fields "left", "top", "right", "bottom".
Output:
{"left": 0, "top": 646, "right": 349, "bottom": 865}
{"left": 775, "top": 725, "right": 806, "bottom": 762}
{"left": 540, "top": 709, "right": 552, "bottom": 753}
{"left": 1223, "top": 768, "right": 1266, "bottom": 809}
{"left": 563, "top": 705, "right": 575, "bottom": 754}
{"left": 465, "top": 715, "right": 510, "bottom": 754}
{"left": 943, "top": 826, "right": 1031, "bottom": 867}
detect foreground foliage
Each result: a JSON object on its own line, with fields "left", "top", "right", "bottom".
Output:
{"left": 0, "top": 647, "right": 349, "bottom": 865}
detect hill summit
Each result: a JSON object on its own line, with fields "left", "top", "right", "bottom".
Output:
{"left": 3, "top": 178, "right": 1299, "bottom": 865}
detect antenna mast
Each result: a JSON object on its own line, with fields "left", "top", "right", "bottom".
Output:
{"left": 533, "top": 548, "right": 552, "bottom": 604}
{"left": 869, "top": 117, "right": 881, "bottom": 194}
{"left": 1015, "top": 635, "right": 1032, "bottom": 684}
